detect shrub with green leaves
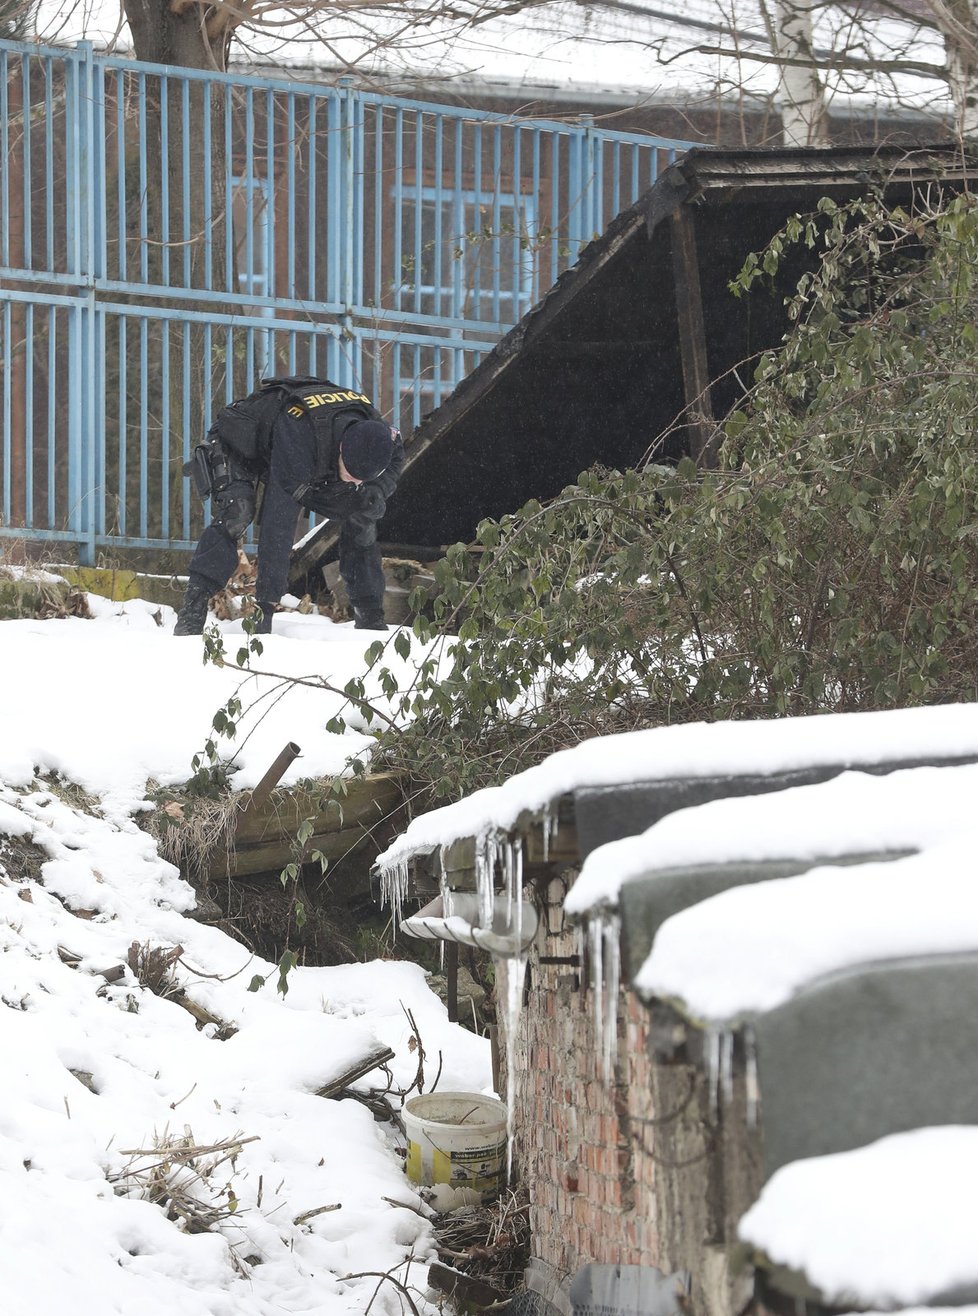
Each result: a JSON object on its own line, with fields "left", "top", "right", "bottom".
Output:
{"left": 364, "top": 189, "right": 978, "bottom": 806}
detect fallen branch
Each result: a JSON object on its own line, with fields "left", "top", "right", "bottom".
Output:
{"left": 294, "top": 1203, "right": 342, "bottom": 1224}
{"left": 316, "top": 1046, "right": 396, "bottom": 1098}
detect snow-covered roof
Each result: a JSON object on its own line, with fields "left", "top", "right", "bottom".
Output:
{"left": 565, "top": 760, "right": 978, "bottom": 915}
{"left": 375, "top": 703, "right": 978, "bottom": 874}
{"left": 740, "top": 1126, "right": 978, "bottom": 1309}
{"left": 633, "top": 835, "right": 978, "bottom": 1023}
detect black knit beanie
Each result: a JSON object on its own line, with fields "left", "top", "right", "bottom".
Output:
{"left": 341, "top": 420, "right": 394, "bottom": 481}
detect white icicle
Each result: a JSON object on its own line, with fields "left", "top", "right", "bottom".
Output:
{"left": 589, "top": 914, "right": 604, "bottom": 1050}
{"left": 378, "top": 861, "right": 409, "bottom": 926}
{"left": 744, "top": 1025, "right": 760, "bottom": 1130}
{"left": 720, "top": 1028, "right": 734, "bottom": 1107}
{"left": 706, "top": 1027, "right": 721, "bottom": 1120}
{"left": 601, "top": 915, "right": 621, "bottom": 1082}
{"left": 503, "top": 951, "right": 528, "bottom": 1182}
{"left": 476, "top": 834, "right": 496, "bottom": 929}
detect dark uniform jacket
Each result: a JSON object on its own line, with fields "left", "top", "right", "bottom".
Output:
{"left": 264, "top": 377, "right": 404, "bottom": 522}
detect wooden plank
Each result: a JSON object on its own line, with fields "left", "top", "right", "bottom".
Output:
{"left": 233, "top": 774, "right": 404, "bottom": 847}
{"left": 316, "top": 1044, "right": 396, "bottom": 1098}
{"left": 670, "top": 207, "right": 719, "bottom": 470}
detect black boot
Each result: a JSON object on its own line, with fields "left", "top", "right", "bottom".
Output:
{"left": 353, "top": 608, "right": 388, "bottom": 631}
{"left": 252, "top": 602, "right": 276, "bottom": 635}
{"left": 174, "top": 576, "right": 213, "bottom": 636}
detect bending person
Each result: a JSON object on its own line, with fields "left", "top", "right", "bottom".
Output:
{"left": 175, "top": 377, "right": 403, "bottom": 635}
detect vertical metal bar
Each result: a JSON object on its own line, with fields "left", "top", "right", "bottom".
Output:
{"left": 23, "top": 303, "right": 33, "bottom": 525}
{"left": 1, "top": 52, "right": 10, "bottom": 269}
{"left": 373, "top": 105, "right": 383, "bottom": 307}
{"left": 65, "top": 47, "right": 81, "bottom": 278}
{"left": 225, "top": 83, "right": 234, "bottom": 294}
{"left": 354, "top": 83, "right": 365, "bottom": 311}
{"left": 611, "top": 140, "right": 621, "bottom": 219}
{"left": 307, "top": 95, "right": 317, "bottom": 301}
{"left": 203, "top": 79, "right": 213, "bottom": 289}
{"left": 631, "top": 144, "right": 640, "bottom": 206}
{"left": 265, "top": 84, "right": 276, "bottom": 298}
{"left": 1, "top": 302, "right": 10, "bottom": 520}
{"left": 568, "top": 120, "right": 583, "bottom": 262}
{"left": 47, "top": 306, "right": 57, "bottom": 527}
{"left": 139, "top": 317, "right": 148, "bottom": 536}
{"left": 491, "top": 123, "right": 502, "bottom": 325}
{"left": 117, "top": 70, "right": 128, "bottom": 281}
{"left": 453, "top": 117, "right": 463, "bottom": 378}
{"left": 393, "top": 107, "right": 403, "bottom": 312}
{"left": 138, "top": 72, "right": 149, "bottom": 282}
{"left": 21, "top": 54, "right": 32, "bottom": 269}
{"left": 550, "top": 132, "right": 560, "bottom": 284}
{"left": 591, "top": 132, "right": 603, "bottom": 236}
{"left": 244, "top": 85, "right": 255, "bottom": 298}
{"left": 412, "top": 340, "right": 420, "bottom": 425}
{"left": 342, "top": 77, "right": 356, "bottom": 319}
{"left": 412, "top": 110, "right": 423, "bottom": 316}
{"left": 45, "top": 56, "right": 55, "bottom": 272}
{"left": 118, "top": 315, "right": 127, "bottom": 534}
{"left": 511, "top": 124, "right": 522, "bottom": 321}
{"left": 392, "top": 337, "right": 402, "bottom": 432}
{"left": 160, "top": 75, "right": 170, "bottom": 287}
{"left": 472, "top": 123, "right": 482, "bottom": 315}
{"left": 182, "top": 75, "right": 191, "bottom": 286}
{"left": 531, "top": 128, "right": 542, "bottom": 304}
{"left": 161, "top": 317, "right": 170, "bottom": 537}
{"left": 433, "top": 115, "right": 443, "bottom": 320}
{"left": 326, "top": 87, "right": 340, "bottom": 306}
{"left": 286, "top": 91, "right": 296, "bottom": 297}
{"left": 94, "top": 307, "right": 106, "bottom": 539}
{"left": 182, "top": 318, "right": 191, "bottom": 535}
{"left": 202, "top": 320, "right": 212, "bottom": 422}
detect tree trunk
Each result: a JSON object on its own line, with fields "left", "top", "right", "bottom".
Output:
{"left": 772, "top": 0, "right": 829, "bottom": 147}
{"left": 931, "top": 0, "right": 978, "bottom": 138}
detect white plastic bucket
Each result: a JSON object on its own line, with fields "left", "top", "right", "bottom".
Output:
{"left": 403, "top": 1092, "right": 508, "bottom": 1203}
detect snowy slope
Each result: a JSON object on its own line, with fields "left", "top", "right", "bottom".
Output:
{"left": 0, "top": 596, "right": 490, "bottom": 1316}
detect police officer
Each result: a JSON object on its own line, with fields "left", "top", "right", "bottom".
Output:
{"left": 174, "top": 377, "right": 403, "bottom": 636}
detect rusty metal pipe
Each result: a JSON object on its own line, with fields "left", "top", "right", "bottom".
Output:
{"left": 239, "top": 742, "right": 302, "bottom": 820}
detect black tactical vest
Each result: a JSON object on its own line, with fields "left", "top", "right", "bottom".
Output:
{"left": 212, "top": 376, "right": 377, "bottom": 477}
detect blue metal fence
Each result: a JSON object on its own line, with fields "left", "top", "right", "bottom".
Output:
{"left": 0, "top": 36, "right": 698, "bottom": 563}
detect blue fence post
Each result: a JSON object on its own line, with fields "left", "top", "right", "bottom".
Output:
{"left": 66, "top": 41, "right": 105, "bottom": 566}
{"left": 339, "top": 74, "right": 357, "bottom": 379}
{"left": 567, "top": 112, "right": 598, "bottom": 263}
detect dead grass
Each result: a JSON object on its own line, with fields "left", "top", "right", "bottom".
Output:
{"left": 111, "top": 1128, "right": 257, "bottom": 1247}
{"left": 0, "top": 834, "right": 48, "bottom": 884}
{"left": 146, "top": 791, "right": 241, "bottom": 884}
{"left": 432, "top": 1187, "right": 531, "bottom": 1299}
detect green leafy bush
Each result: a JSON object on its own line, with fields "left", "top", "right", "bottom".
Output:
{"left": 369, "top": 189, "right": 978, "bottom": 805}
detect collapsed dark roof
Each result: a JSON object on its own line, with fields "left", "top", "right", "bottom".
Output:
{"left": 291, "top": 143, "right": 978, "bottom": 585}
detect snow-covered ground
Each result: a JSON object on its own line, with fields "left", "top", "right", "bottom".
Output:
{"left": 0, "top": 592, "right": 490, "bottom": 1316}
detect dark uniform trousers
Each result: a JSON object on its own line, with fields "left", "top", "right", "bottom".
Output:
{"left": 187, "top": 451, "right": 386, "bottom": 616}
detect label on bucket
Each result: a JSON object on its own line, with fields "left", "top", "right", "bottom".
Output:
{"left": 403, "top": 1092, "right": 508, "bottom": 1204}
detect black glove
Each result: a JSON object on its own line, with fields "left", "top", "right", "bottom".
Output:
{"left": 356, "top": 484, "right": 386, "bottom": 519}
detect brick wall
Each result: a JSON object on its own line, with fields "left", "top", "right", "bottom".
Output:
{"left": 497, "top": 874, "right": 762, "bottom": 1316}
{"left": 503, "top": 877, "right": 661, "bottom": 1293}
